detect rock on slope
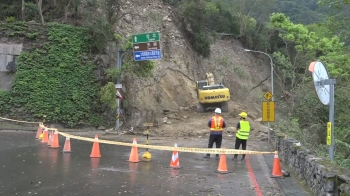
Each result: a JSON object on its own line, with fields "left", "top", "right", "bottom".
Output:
{"left": 114, "top": 0, "right": 271, "bottom": 129}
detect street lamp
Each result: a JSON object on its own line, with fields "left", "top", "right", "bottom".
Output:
{"left": 244, "top": 49, "right": 274, "bottom": 143}
{"left": 244, "top": 49, "right": 274, "bottom": 100}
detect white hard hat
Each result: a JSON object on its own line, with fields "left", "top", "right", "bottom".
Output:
{"left": 215, "top": 108, "right": 221, "bottom": 114}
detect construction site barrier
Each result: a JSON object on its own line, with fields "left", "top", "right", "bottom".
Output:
{"left": 0, "top": 116, "right": 276, "bottom": 155}
{"left": 0, "top": 116, "right": 40, "bottom": 124}
{"left": 57, "top": 130, "right": 275, "bottom": 155}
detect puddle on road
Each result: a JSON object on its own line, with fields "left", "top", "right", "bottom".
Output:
{"left": 99, "top": 167, "right": 137, "bottom": 173}
{"left": 193, "top": 165, "right": 206, "bottom": 169}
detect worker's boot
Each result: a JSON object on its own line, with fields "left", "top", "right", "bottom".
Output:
{"left": 203, "top": 154, "right": 210, "bottom": 159}
{"left": 240, "top": 155, "right": 246, "bottom": 162}
{"left": 215, "top": 154, "right": 220, "bottom": 160}
{"left": 232, "top": 154, "right": 238, "bottom": 161}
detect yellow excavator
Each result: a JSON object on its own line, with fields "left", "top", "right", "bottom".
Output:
{"left": 196, "top": 72, "right": 230, "bottom": 113}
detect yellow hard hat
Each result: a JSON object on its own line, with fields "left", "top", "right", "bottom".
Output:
{"left": 39, "top": 133, "right": 43, "bottom": 139}
{"left": 142, "top": 151, "right": 152, "bottom": 160}
{"left": 239, "top": 112, "right": 248, "bottom": 118}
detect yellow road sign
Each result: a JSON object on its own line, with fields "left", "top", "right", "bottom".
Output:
{"left": 262, "top": 101, "right": 275, "bottom": 122}
{"left": 263, "top": 91, "right": 273, "bottom": 101}
{"left": 327, "top": 122, "right": 331, "bottom": 145}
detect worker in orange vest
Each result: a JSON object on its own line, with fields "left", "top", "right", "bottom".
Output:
{"left": 203, "top": 108, "right": 226, "bottom": 160}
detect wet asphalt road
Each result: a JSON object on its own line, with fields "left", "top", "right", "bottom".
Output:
{"left": 0, "top": 131, "right": 309, "bottom": 196}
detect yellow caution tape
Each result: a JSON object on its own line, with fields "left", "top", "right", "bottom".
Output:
{"left": 0, "top": 118, "right": 276, "bottom": 155}
{"left": 57, "top": 131, "right": 276, "bottom": 155}
{"left": 0, "top": 116, "right": 40, "bottom": 124}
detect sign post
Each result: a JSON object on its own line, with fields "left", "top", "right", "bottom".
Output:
{"left": 115, "top": 48, "right": 133, "bottom": 132}
{"left": 308, "top": 61, "right": 336, "bottom": 161}
{"left": 114, "top": 32, "right": 161, "bottom": 131}
{"left": 132, "top": 32, "right": 161, "bottom": 61}
{"left": 115, "top": 84, "right": 123, "bottom": 131}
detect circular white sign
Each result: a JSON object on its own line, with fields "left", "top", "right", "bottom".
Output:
{"left": 310, "top": 61, "right": 330, "bottom": 105}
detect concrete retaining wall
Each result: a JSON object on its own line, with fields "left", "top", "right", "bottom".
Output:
{"left": 270, "top": 129, "right": 350, "bottom": 196}
{"left": 0, "top": 43, "right": 22, "bottom": 91}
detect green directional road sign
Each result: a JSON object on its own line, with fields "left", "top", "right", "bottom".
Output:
{"left": 132, "top": 31, "right": 162, "bottom": 61}
{"left": 132, "top": 32, "right": 160, "bottom": 44}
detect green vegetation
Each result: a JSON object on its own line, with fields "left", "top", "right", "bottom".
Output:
{"left": 1, "top": 0, "right": 350, "bottom": 168}
{"left": 100, "top": 82, "right": 117, "bottom": 110}
{"left": 161, "top": 0, "right": 350, "bottom": 168}
{"left": 266, "top": 12, "right": 350, "bottom": 167}
{"left": 213, "top": 0, "right": 328, "bottom": 24}
{"left": 163, "top": 0, "right": 240, "bottom": 57}
{"left": 7, "top": 22, "right": 102, "bottom": 127}
{"left": 0, "top": 90, "right": 12, "bottom": 115}
{"left": 3, "top": 21, "right": 39, "bottom": 40}
{"left": 0, "top": 1, "right": 156, "bottom": 128}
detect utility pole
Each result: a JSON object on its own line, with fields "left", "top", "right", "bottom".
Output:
{"left": 328, "top": 78, "right": 336, "bottom": 161}
{"left": 115, "top": 47, "right": 133, "bottom": 132}
{"left": 244, "top": 49, "right": 274, "bottom": 143}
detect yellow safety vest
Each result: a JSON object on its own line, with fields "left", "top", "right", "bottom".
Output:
{"left": 236, "top": 120, "right": 251, "bottom": 140}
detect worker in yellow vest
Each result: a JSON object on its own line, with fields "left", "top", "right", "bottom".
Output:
{"left": 203, "top": 108, "right": 226, "bottom": 160}
{"left": 232, "top": 112, "right": 251, "bottom": 161}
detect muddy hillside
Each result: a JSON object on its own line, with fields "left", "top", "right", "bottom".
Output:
{"left": 103, "top": 0, "right": 272, "bottom": 131}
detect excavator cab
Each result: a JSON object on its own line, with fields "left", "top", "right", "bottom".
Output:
{"left": 196, "top": 80, "right": 208, "bottom": 96}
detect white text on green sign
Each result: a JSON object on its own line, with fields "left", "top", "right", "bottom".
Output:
{"left": 132, "top": 32, "right": 160, "bottom": 44}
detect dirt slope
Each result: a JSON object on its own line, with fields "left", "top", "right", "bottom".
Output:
{"left": 107, "top": 0, "right": 272, "bottom": 132}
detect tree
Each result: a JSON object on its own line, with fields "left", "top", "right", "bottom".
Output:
{"left": 37, "top": 0, "right": 44, "bottom": 24}
{"left": 103, "top": 0, "right": 123, "bottom": 25}
{"left": 318, "top": 0, "right": 350, "bottom": 42}
{"left": 269, "top": 13, "right": 350, "bottom": 164}
{"left": 270, "top": 13, "right": 348, "bottom": 78}
{"left": 21, "top": 0, "right": 25, "bottom": 20}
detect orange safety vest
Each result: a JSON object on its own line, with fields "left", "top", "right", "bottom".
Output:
{"left": 210, "top": 116, "right": 224, "bottom": 132}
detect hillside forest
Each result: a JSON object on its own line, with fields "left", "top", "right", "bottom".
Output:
{"left": 1, "top": 0, "right": 350, "bottom": 168}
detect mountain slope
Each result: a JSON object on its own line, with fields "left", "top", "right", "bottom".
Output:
{"left": 113, "top": 0, "right": 271, "bottom": 130}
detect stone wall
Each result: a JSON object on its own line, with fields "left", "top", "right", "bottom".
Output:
{"left": 270, "top": 129, "right": 350, "bottom": 196}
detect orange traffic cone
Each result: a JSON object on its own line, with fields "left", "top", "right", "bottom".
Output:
{"left": 50, "top": 131, "right": 60, "bottom": 149}
{"left": 41, "top": 128, "right": 49, "bottom": 143}
{"left": 90, "top": 135, "right": 101, "bottom": 158}
{"left": 128, "top": 138, "right": 140, "bottom": 163}
{"left": 169, "top": 143, "right": 181, "bottom": 169}
{"left": 63, "top": 137, "right": 72, "bottom": 153}
{"left": 215, "top": 149, "right": 231, "bottom": 174}
{"left": 271, "top": 151, "right": 283, "bottom": 178}
{"left": 35, "top": 125, "right": 42, "bottom": 139}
